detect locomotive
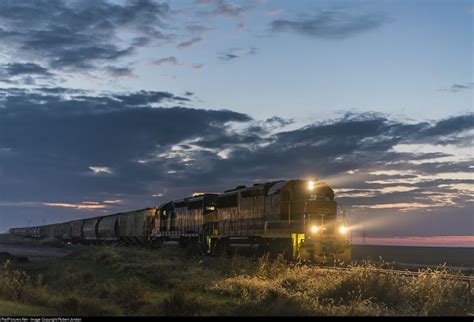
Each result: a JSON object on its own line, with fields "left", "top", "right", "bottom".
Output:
{"left": 9, "top": 179, "right": 351, "bottom": 263}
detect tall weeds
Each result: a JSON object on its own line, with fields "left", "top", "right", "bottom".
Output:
{"left": 1, "top": 246, "right": 471, "bottom": 316}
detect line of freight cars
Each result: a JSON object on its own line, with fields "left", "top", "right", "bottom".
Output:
{"left": 9, "top": 179, "right": 352, "bottom": 263}
{"left": 9, "top": 208, "right": 156, "bottom": 245}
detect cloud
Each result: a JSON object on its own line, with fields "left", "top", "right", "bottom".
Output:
{"left": 103, "top": 200, "right": 124, "bottom": 204}
{"left": 219, "top": 53, "right": 240, "bottom": 61}
{"left": 153, "top": 56, "right": 178, "bottom": 66}
{"left": 0, "top": 0, "right": 171, "bottom": 72}
{"left": 0, "top": 63, "right": 52, "bottom": 77}
{"left": 177, "top": 37, "right": 203, "bottom": 49}
{"left": 201, "top": 0, "right": 252, "bottom": 17}
{"left": 353, "top": 202, "right": 439, "bottom": 210}
{"left": 236, "top": 22, "right": 245, "bottom": 32}
{"left": 185, "top": 24, "right": 214, "bottom": 34}
{"left": 266, "top": 8, "right": 284, "bottom": 16}
{"left": 0, "top": 86, "right": 252, "bottom": 207}
{"left": 218, "top": 47, "right": 257, "bottom": 61}
{"left": 438, "top": 83, "right": 474, "bottom": 93}
{"left": 104, "top": 66, "right": 135, "bottom": 78}
{"left": 271, "top": 10, "right": 389, "bottom": 39}
{"left": 0, "top": 87, "right": 472, "bottom": 236}
{"left": 43, "top": 202, "right": 107, "bottom": 210}
{"left": 192, "top": 63, "right": 204, "bottom": 69}
{"left": 0, "top": 62, "right": 56, "bottom": 85}
{"left": 89, "top": 166, "right": 113, "bottom": 175}
{"left": 111, "top": 90, "right": 190, "bottom": 106}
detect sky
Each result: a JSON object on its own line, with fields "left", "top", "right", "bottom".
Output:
{"left": 0, "top": 0, "right": 472, "bottom": 246}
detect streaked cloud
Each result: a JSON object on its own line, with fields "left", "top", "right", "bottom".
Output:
{"left": 218, "top": 47, "right": 257, "bottom": 61}
{"left": 354, "top": 202, "right": 440, "bottom": 210}
{"left": 185, "top": 24, "right": 214, "bottom": 34}
{"left": 104, "top": 66, "right": 135, "bottom": 78}
{"left": 202, "top": 0, "right": 252, "bottom": 17}
{"left": 43, "top": 202, "right": 107, "bottom": 210}
{"left": 271, "top": 10, "right": 390, "bottom": 39}
{"left": 103, "top": 200, "right": 124, "bottom": 204}
{"left": 266, "top": 8, "right": 284, "bottom": 16}
{"left": 438, "top": 83, "right": 474, "bottom": 93}
{"left": 89, "top": 166, "right": 113, "bottom": 174}
{"left": 177, "top": 37, "right": 203, "bottom": 49}
{"left": 153, "top": 56, "right": 179, "bottom": 66}
{"left": 0, "top": 62, "right": 56, "bottom": 85}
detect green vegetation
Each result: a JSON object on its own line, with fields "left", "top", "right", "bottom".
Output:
{"left": 0, "top": 234, "right": 66, "bottom": 248}
{"left": 0, "top": 299, "right": 54, "bottom": 316}
{"left": 0, "top": 244, "right": 472, "bottom": 316}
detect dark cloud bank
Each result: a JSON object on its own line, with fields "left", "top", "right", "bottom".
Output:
{"left": 0, "top": 0, "right": 170, "bottom": 73}
{"left": 0, "top": 87, "right": 472, "bottom": 236}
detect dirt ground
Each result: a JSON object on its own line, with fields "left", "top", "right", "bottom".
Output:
{"left": 352, "top": 244, "right": 474, "bottom": 268}
{"left": 0, "top": 234, "right": 88, "bottom": 262}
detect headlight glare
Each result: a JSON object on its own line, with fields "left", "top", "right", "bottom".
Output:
{"left": 310, "top": 225, "right": 319, "bottom": 233}
{"left": 339, "top": 226, "right": 348, "bottom": 234}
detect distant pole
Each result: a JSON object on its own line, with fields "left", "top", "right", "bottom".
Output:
{"left": 362, "top": 230, "right": 367, "bottom": 245}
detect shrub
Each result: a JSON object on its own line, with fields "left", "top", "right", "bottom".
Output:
{"left": 318, "top": 268, "right": 404, "bottom": 306}
{"left": 0, "top": 261, "right": 30, "bottom": 300}
{"left": 401, "top": 269, "right": 472, "bottom": 316}
{"left": 160, "top": 288, "right": 205, "bottom": 316}
{"left": 54, "top": 294, "right": 121, "bottom": 316}
{"left": 111, "top": 277, "right": 149, "bottom": 314}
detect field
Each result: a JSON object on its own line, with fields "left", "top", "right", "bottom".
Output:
{"left": 0, "top": 236, "right": 472, "bottom": 316}
{"left": 352, "top": 245, "right": 474, "bottom": 268}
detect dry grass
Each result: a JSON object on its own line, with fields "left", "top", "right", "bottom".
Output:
{"left": 0, "top": 244, "right": 472, "bottom": 316}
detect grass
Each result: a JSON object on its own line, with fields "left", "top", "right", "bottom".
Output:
{"left": 0, "top": 241, "right": 472, "bottom": 316}
{"left": 0, "top": 299, "right": 54, "bottom": 316}
{"left": 0, "top": 234, "right": 66, "bottom": 248}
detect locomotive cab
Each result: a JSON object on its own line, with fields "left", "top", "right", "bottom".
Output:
{"left": 290, "top": 180, "right": 351, "bottom": 264}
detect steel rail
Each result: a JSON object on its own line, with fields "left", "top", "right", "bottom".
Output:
{"left": 312, "top": 265, "right": 474, "bottom": 284}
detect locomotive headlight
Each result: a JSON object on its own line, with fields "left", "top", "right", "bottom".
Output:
{"left": 310, "top": 225, "right": 320, "bottom": 233}
{"left": 339, "top": 226, "right": 348, "bottom": 234}
{"left": 308, "top": 180, "right": 315, "bottom": 190}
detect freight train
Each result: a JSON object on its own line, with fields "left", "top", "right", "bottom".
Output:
{"left": 9, "top": 179, "right": 351, "bottom": 263}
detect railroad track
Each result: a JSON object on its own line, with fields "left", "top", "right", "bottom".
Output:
{"left": 315, "top": 265, "right": 474, "bottom": 286}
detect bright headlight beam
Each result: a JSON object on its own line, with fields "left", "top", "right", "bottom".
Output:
{"left": 308, "top": 180, "right": 315, "bottom": 190}
{"left": 339, "top": 226, "right": 348, "bottom": 234}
